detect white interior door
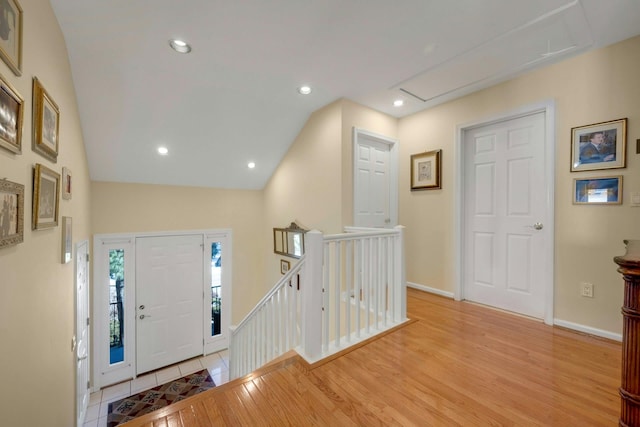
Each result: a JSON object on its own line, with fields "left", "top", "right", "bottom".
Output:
{"left": 353, "top": 128, "right": 398, "bottom": 228}
{"left": 75, "top": 240, "right": 90, "bottom": 426}
{"left": 463, "top": 111, "right": 549, "bottom": 318}
{"left": 136, "top": 235, "right": 203, "bottom": 374}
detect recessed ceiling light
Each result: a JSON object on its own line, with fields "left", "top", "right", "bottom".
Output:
{"left": 157, "top": 147, "right": 169, "bottom": 155}
{"left": 393, "top": 99, "right": 404, "bottom": 107}
{"left": 169, "top": 39, "right": 192, "bottom": 54}
{"left": 298, "top": 85, "right": 312, "bottom": 95}
{"left": 247, "top": 162, "right": 256, "bottom": 169}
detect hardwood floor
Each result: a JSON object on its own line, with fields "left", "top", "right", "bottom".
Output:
{"left": 124, "top": 288, "right": 621, "bottom": 426}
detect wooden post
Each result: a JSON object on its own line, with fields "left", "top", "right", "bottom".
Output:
{"left": 301, "top": 230, "right": 323, "bottom": 361}
{"left": 615, "top": 240, "right": 640, "bottom": 427}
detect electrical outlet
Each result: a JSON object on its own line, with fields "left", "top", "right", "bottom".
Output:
{"left": 581, "top": 282, "right": 594, "bottom": 298}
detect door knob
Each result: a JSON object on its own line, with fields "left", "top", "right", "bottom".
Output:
{"left": 533, "top": 222, "right": 543, "bottom": 230}
{"left": 139, "top": 314, "right": 150, "bottom": 320}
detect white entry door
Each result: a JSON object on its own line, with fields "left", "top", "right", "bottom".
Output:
{"left": 136, "top": 235, "right": 204, "bottom": 374}
{"left": 463, "top": 111, "right": 549, "bottom": 319}
{"left": 353, "top": 128, "right": 398, "bottom": 227}
{"left": 75, "top": 240, "right": 90, "bottom": 426}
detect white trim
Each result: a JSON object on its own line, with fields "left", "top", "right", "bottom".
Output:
{"left": 352, "top": 127, "right": 399, "bottom": 227}
{"left": 553, "top": 319, "right": 622, "bottom": 342}
{"left": 407, "top": 282, "right": 455, "bottom": 299}
{"left": 454, "top": 100, "right": 556, "bottom": 324}
{"left": 93, "top": 228, "right": 232, "bottom": 390}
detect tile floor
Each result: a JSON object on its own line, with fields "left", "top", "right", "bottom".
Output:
{"left": 82, "top": 349, "right": 230, "bottom": 427}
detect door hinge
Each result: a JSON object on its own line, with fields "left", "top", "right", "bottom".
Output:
{"left": 86, "top": 317, "right": 90, "bottom": 326}
{"left": 87, "top": 381, "right": 90, "bottom": 389}
{"left": 86, "top": 253, "right": 90, "bottom": 262}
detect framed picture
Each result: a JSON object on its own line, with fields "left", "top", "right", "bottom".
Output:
{"left": 570, "top": 118, "right": 626, "bottom": 172}
{"left": 0, "top": 72, "right": 23, "bottom": 154}
{"left": 0, "top": 0, "right": 22, "bottom": 76}
{"left": 62, "top": 167, "right": 72, "bottom": 200}
{"left": 410, "top": 149, "right": 442, "bottom": 190}
{"left": 280, "top": 259, "right": 290, "bottom": 275}
{"left": 32, "top": 163, "right": 60, "bottom": 229}
{"left": 32, "top": 77, "right": 60, "bottom": 163}
{"left": 573, "top": 176, "right": 622, "bottom": 205}
{"left": 0, "top": 178, "right": 24, "bottom": 247}
{"left": 61, "top": 216, "right": 72, "bottom": 263}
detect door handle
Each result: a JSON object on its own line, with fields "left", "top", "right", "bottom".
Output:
{"left": 528, "top": 222, "right": 543, "bottom": 230}
{"left": 139, "top": 314, "right": 151, "bottom": 320}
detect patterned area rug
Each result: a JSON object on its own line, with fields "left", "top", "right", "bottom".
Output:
{"left": 107, "top": 369, "right": 216, "bottom": 426}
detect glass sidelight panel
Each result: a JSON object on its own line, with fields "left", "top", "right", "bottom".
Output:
{"left": 109, "top": 249, "right": 125, "bottom": 364}
{"left": 211, "top": 242, "right": 222, "bottom": 337}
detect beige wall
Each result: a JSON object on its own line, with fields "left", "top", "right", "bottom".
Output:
{"left": 0, "top": 1, "right": 91, "bottom": 425}
{"left": 262, "top": 99, "right": 399, "bottom": 286}
{"left": 399, "top": 35, "right": 640, "bottom": 334}
{"left": 91, "top": 182, "right": 265, "bottom": 323}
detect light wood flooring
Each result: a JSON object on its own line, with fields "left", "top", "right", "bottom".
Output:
{"left": 124, "top": 288, "right": 622, "bottom": 426}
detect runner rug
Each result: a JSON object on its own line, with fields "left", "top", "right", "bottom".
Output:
{"left": 107, "top": 369, "right": 216, "bottom": 426}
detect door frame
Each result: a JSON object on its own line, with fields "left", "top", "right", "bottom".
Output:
{"left": 454, "top": 100, "right": 556, "bottom": 325}
{"left": 352, "top": 127, "right": 399, "bottom": 227}
{"left": 92, "top": 228, "right": 232, "bottom": 390}
{"left": 75, "top": 240, "right": 90, "bottom": 426}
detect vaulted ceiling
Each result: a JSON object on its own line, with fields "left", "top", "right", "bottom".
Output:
{"left": 50, "top": 0, "right": 640, "bottom": 190}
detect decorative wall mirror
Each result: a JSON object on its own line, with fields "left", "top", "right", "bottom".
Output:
{"left": 273, "top": 222, "right": 307, "bottom": 259}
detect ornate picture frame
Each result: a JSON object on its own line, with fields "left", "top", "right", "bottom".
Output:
{"left": 410, "top": 149, "right": 442, "bottom": 190}
{"left": 32, "top": 163, "right": 60, "bottom": 230}
{"left": 570, "top": 118, "right": 627, "bottom": 172}
{"left": 0, "top": 0, "right": 23, "bottom": 76}
{"left": 0, "top": 178, "right": 24, "bottom": 247}
{"left": 0, "top": 72, "right": 23, "bottom": 154}
{"left": 32, "top": 77, "right": 60, "bottom": 163}
{"left": 573, "top": 175, "right": 622, "bottom": 205}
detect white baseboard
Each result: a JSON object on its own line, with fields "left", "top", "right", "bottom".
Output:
{"left": 407, "top": 282, "right": 455, "bottom": 299}
{"left": 553, "top": 319, "right": 622, "bottom": 342}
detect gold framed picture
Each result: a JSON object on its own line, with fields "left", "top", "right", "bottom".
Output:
{"left": 62, "top": 167, "right": 72, "bottom": 200}
{"left": 32, "top": 77, "right": 60, "bottom": 163}
{"left": 0, "top": 0, "right": 23, "bottom": 76}
{"left": 0, "top": 71, "right": 23, "bottom": 154}
{"left": 573, "top": 176, "right": 622, "bottom": 205}
{"left": 570, "top": 118, "right": 626, "bottom": 172}
{"left": 0, "top": 178, "right": 24, "bottom": 247}
{"left": 410, "top": 149, "right": 442, "bottom": 190}
{"left": 32, "top": 163, "right": 60, "bottom": 230}
{"left": 280, "top": 259, "right": 290, "bottom": 275}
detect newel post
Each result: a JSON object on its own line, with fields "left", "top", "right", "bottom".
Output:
{"left": 394, "top": 225, "right": 407, "bottom": 322}
{"left": 301, "top": 230, "right": 323, "bottom": 361}
{"left": 614, "top": 240, "right": 640, "bottom": 427}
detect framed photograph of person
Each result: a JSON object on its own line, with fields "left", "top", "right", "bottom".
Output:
{"left": 0, "top": 72, "right": 22, "bottom": 154}
{"left": 0, "top": 0, "right": 22, "bottom": 76}
{"left": 61, "top": 167, "right": 72, "bottom": 200}
{"left": 0, "top": 178, "right": 24, "bottom": 248}
{"left": 410, "top": 149, "right": 442, "bottom": 190}
{"left": 32, "top": 77, "right": 60, "bottom": 163}
{"left": 32, "top": 163, "right": 60, "bottom": 230}
{"left": 570, "top": 118, "right": 627, "bottom": 172}
{"left": 573, "top": 176, "right": 622, "bottom": 205}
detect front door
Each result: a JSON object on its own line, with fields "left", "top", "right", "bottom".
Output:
{"left": 136, "top": 235, "right": 204, "bottom": 374}
{"left": 75, "top": 240, "right": 90, "bottom": 426}
{"left": 463, "top": 111, "right": 550, "bottom": 319}
{"left": 353, "top": 128, "right": 398, "bottom": 228}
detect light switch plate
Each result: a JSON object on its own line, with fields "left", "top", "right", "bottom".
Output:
{"left": 631, "top": 192, "right": 640, "bottom": 207}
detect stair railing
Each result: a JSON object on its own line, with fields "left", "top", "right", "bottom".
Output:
{"left": 229, "top": 226, "right": 406, "bottom": 379}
